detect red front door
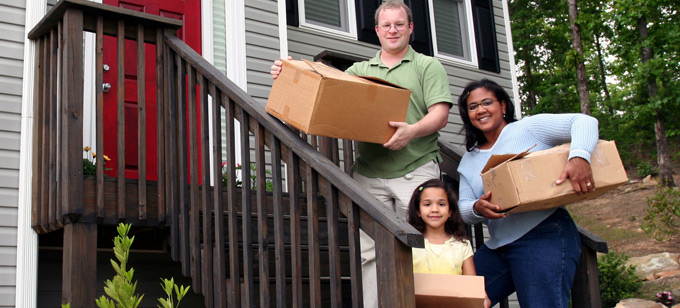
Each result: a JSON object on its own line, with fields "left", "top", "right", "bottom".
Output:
{"left": 102, "top": 0, "right": 201, "bottom": 180}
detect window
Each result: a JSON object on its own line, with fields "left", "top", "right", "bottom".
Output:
{"left": 298, "top": 0, "right": 357, "bottom": 37}
{"left": 429, "top": 0, "right": 477, "bottom": 63}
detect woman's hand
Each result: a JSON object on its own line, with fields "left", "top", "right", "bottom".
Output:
{"left": 270, "top": 56, "right": 292, "bottom": 79}
{"left": 473, "top": 191, "right": 508, "bottom": 220}
{"left": 484, "top": 295, "right": 491, "bottom": 308}
{"left": 556, "top": 157, "right": 595, "bottom": 194}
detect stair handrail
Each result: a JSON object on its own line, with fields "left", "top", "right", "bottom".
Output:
{"left": 163, "top": 34, "right": 424, "bottom": 248}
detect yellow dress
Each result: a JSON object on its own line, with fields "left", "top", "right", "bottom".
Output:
{"left": 412, "top": 236, "right": 473, "bottom": 275}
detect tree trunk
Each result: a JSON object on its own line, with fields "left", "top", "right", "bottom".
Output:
{"left": 567, "top": 0, "right": 591, "bottom": 115}
{"left": 638, "top": 16, "right": 676, "bottom": 187}
{"left": 594, "top": 32, "right": 612, "bottom": 114}
{"left": 523, "top": 50, "right": 537, "bottom": 110}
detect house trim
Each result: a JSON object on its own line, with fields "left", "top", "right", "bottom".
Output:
{"left": 427, "top": 0, "right": 479, "bottom": 67}
{"left": 502, "top": 0, "right": 521, "bottom": 117}
{"left": 17, "top": 0, "right": 47, "bottom": 307}
{"left": 278, "top": 0, "right": 289, "bottom": 57}
{"left": 225, "top": 0, "right": 245, "bottom": 166}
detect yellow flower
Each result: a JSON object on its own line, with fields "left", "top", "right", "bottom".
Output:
{"left": 103, "top": 155, "right": 111, "bottom": 162}
{"left": 83, "top": 146, "right": 91, "bottom": 151}
{"left": 92, "top": 152, "right": 97, "bottom": 158}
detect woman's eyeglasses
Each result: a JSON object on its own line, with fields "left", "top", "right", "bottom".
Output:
{"left": 468, "top": 99, "right": 498, "bottom": 112}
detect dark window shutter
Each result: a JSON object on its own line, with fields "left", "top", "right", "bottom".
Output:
{"left": 472, "top": 0, "right": 500, "bottom": 73}
{"left": 404, "top": 0, "right": 433, "bottom": 56}
{"left": 286, "top": 0, "right": 299, "bottom": 27}
{"left": 355, "top": 0, "right": 380, "bottom": 45}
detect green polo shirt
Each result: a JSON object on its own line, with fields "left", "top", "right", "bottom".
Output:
{"left": 345, "top": 46, "right": 452, "bottom": 178}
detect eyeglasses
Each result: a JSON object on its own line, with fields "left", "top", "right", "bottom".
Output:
{"left": 467, "top": 99, "right": 498, "bottom": 111}
{"left": 378, "top": 22, "right": 408, "bottom": 32}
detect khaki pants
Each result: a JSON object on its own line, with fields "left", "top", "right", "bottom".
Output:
{"left": 352, "top": 161, "right": 440, "bottom": 308}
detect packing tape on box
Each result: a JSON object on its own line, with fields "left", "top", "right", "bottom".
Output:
{"left": 293, "top": 67, "right": 301, "bottom": 84}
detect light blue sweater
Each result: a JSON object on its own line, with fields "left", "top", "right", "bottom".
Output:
{"left": 457, "top": 113, "right": 599, "bottom": 249}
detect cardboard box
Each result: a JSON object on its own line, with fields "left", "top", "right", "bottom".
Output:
{"left": 414, "top": 273, "right": 486, "bottom": 308}
{"left": 481, "top": 140, "right": 629, "bottom": 213}
{"left": 266, "top": 59, "right": 411, "bottom": 144}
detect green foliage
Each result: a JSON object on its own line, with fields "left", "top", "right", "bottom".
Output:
{"left": 62, "top": 304, "right": 70, "bottom": 308}
{"left": 635, "top": 161, "right": 657, "bottom": 178}
{"left": 642, "top": 187, "right": 680, "bottom": 240}
{"left": 221, "top": 163, "right": 273, "bottom": 192}
{"left": 89, "top": 223, "right": 190, "bottom": 308}
{"left": 598, "top": 251, "right": 642, "bottom": 307}
{"left": 84, "top": 158, "right": 96, "bottom": 176}
{"left": 510, "top": 0, "right": 680, "bottom": 176}
{"left": 157, "top": 277, "right": 190, "bottom": 308}
{"left": 96, "top": 223, "right": 144, "bottom": 308}
{"left": 83, "top": 146, "right": 111, "bottom": 175}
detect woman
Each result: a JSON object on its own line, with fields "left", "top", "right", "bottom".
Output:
{"left": 456, "top": 79, "right": 598, "bottom": 307}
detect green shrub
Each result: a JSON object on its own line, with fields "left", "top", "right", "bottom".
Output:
{"left": 635, "top": 160, "right": 657, "bottom": 178}
{"left": 598, "top": 251, "right": 642, "bottom": 307}
{"left": 642, "top": 187, "right": 680, "bottom": 240}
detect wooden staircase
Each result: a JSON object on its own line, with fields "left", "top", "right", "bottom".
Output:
{"left": 27, "top": 1, "right": 608, "bottom": 307}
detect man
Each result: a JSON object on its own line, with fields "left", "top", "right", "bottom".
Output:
{"left": 271, "top": 1, "right": 452, "bottom": 306}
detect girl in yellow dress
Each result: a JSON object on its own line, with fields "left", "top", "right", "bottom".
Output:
{"left": 407, "top": 179, "right": 490, "bottom": 307}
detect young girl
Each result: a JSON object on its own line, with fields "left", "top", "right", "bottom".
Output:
{"left": 407, "top": 179, "right": 490, "bottom": 308}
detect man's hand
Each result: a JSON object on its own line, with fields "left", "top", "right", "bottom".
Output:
{"left": 382, "top": 102, "right": 450, "bottom": 151}
{"left": 556, "top": 157, "right": 595, "bottom": 194}
{"left": 270, "top": 56, "right": 292, "bottom": 79}
{"left": 474, "top": 191, "right": 507, "bottom": 220}
{"left": 383, "top": 121, "right": 415, "bottom": 151}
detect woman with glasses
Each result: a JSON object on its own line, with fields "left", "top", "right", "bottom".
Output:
{"left": 456, "top": 78, "right": 599, "bottom": 308}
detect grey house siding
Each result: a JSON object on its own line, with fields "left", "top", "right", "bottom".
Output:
{"left": 0, "top": 0, "right": 24, "bottom": 306}
{"left": 244, "top": 0, "right": 281, "bottom": 105}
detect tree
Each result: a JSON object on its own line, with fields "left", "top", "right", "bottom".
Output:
{"left": 567, "top": 0, "right": 591, "bottom": 114}
{"left": 611, "top": 0, "right": 678, "bottom": 187}
{"left": 510, "top": 0, "right": 581, "bottom": 114}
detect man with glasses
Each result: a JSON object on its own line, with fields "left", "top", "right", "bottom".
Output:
{"left": 271, "top": 1, "right": 452, "bottom": 306}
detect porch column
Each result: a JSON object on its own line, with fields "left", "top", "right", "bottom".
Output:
{"left": 62, "top": 223, "right": 97, "bottom": 307}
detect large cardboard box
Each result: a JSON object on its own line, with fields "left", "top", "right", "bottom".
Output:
{"left": 266, "top": 59, "right": 411, "bottom": 144}
{"left": 481, "top": 140, "right": 628, "bottom": 213}
{"left": 414, "top": 273, "right": 486, "bottom": 308}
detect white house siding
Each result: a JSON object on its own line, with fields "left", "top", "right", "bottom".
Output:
{"left": 0, "top": 0, "right": 25, "bottom": 306}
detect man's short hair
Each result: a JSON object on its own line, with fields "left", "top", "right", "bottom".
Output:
{"left": 374, "top": 0, "right": 413, "bottom": 25}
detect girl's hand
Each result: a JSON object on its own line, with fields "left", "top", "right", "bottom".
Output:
{"left": 473, "top": 191, "right": 507, "bottom": 220}
{"left": 484, "top": 295, "right": 491, "bottom": 308}
{"left": 556, "top": 157, "right": 595, "bottom": 194}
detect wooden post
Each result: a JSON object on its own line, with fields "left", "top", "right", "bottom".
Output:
{"left": 374, "top": 225, "right": 415, "bottom": 308}
{"left": 572, "top": 244, "right": 604, "bottom": 308}
{"left": 62, "top": 223, "right": 97, "bottom": 307}
{"left": 61, "top": 8, "right": 85, "bottom": 222}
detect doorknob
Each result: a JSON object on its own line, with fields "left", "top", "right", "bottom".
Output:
{"left": 103, "top": 64, "right": 110, "bottom": 71}
{"left": 103, "top": 83, "right": 111, "bottom": 93}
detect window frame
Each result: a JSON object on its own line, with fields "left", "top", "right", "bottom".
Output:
{"left": 297, "top": 0, "right": 358, "bottom": 39}
{"left": 428, "top": 0, "right": 478, "bottom": 66}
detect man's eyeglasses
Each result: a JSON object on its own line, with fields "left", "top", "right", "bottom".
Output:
{"left": 378, "top": 22, "right": 408, "bottom": 32}
{"left": 467, "top": 99, "right": 498, "bottom": 112}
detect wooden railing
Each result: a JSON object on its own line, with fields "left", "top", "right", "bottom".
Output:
{"left": 29, "top": 1, "right": 422, "bottom": 307}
